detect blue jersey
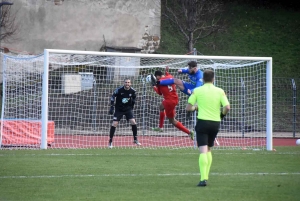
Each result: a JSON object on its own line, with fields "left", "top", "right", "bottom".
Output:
{"left": 181, "top": 68, "right": 203, "bottom": 93}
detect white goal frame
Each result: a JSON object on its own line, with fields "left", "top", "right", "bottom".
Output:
{"left": 0, "top": 49, "right": 272, "bottom": 150}
{"left": 40, "top": 49, "right": 272, "bottom": 150}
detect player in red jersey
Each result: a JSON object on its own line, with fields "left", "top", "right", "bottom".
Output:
{"left": 151, "top": 66, "right": 194, "bottom": 140}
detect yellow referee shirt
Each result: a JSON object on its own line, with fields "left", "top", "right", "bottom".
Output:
{"left": 188, "top": 83, "right": 230, "bottom": 121}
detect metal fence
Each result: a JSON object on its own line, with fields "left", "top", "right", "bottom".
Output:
{"left": 273, "top": 78, "right": 300, "bottom": 137}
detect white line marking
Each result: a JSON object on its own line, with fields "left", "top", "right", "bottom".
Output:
{"left": 1, "top": 172, "right": 300, "bottom": 179}
{"left": 0, "top": 151, "right": 299, "bottom": 157}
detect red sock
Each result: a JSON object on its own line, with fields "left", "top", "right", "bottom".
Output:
{"left": 175, "top": 121, "right": 190, "bottom": 134}
{"left": 159, "top": 111, "right": 165, "bottom": 128}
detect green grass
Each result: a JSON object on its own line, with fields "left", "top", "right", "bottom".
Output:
{"left": 0, "top": 147, "right": 299, "bottom": 201}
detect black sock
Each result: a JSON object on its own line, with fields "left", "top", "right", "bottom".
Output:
{"left": 109, "top": 126, "right": 116, "bottom": 143}
{"left": 132, "top": 124, "right": 137, "bottom": 141}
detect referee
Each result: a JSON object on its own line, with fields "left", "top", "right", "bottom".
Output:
{"left": 186, "top": 69, "right": 230, "bottom": 187}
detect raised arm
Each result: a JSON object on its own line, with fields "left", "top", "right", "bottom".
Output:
{"left": 180, "top": 68, "right": 189, "bottom": 74}
{"left": 165, "top": 66, "right": 169, "bottom": 72}
{"left": 165, "top": 66, "right": 170, "bottom": 76}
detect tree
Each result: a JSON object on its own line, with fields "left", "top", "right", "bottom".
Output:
{"left": 0, "top": 3, "right": 17, "bottom": 43}
{"left": 162, "top": 0, "right": 225, "bottom": 52}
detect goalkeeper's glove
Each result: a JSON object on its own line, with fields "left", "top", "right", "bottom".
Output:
{"left": 220, "top": 112, "right": 226, "bottom": 120}
{"left": 150, "top": 74, "right": 158, "bottom": 86}
{"left": 109, "top": 106, "right": 114, "bottom": 115}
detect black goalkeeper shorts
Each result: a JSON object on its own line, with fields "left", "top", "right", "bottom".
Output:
{"left": 195, "top": 119, "right": 220, "bottom": 147}
{"left": 113, "top": 109, "right": 134, "bottom": 121}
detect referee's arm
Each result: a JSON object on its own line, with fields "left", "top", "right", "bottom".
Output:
{"left": 186, "top": 93, "right": 197, "bottom": 112}
{"left": 186, "top": 103, "right": 197, "bottom": 112}
{"left": 221, "top": 91, "right": 230, "bottom": 116}
{"left": 221, "top": 105, "right": 230, "bottom": 116}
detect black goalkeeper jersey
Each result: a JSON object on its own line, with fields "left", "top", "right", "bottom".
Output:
{"left": 110, "top": 86, "right": 136, "bottom": 112}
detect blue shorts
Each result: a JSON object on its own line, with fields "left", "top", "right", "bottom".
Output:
{"left": 181, "top": 81, "right": 195, "bottom": 96}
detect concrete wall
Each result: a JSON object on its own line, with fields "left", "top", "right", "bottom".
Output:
{"left": 2, "top": 0, "right": 161, "bottom": 54}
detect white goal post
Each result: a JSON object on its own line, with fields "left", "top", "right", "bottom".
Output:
{"left": 0, "top": 49, "right": 272, "bottom": 150}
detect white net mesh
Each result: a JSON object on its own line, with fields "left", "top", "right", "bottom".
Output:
{"left": 0, "top": 51, "right": 271, "bottom": 150}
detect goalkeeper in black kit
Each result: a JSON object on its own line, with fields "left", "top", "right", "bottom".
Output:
{"left": 108, "top": 78, "right": 141, "bottom": 148}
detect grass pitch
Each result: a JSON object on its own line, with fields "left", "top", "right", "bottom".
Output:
{"left": 0, "top": 147, "right": 299, "bottom": 201}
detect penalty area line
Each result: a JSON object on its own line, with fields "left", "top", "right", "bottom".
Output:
{"left": 1, "top": 172, "right": 300, "bottom": 179}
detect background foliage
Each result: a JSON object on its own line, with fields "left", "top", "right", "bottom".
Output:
{"left": 158, "top": 1, "right": 300, "bottom": 77}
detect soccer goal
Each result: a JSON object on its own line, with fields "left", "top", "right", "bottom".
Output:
{"left": 0, "top": 49, "right": 272, "bottom": 150}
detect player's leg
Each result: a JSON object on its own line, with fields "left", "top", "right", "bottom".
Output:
{"left": 198, "top": 144, "right": 208, "bottom": 186}
{"left": 159, "top": 78, "right": 185, "bottom": 90}
{"left": 157, "top": 78, "right": 191, "bottom": 96}
{"left": 163, "top": 100, "right": 194, "bottom": 139}
{"left": 109, "top": 110, "right": 122, "bottom": 148}
{"left": 168, "top": 117, "right": 194, "bottom": 138}
{"left": 206, "top": 147, "right": 212, "bottom": 181}
{"left": 206, "top": 122, "right": 220, "bottom": 181}
{"left": 180, "top": 82, "right": 194, "bottom": 96}
{"left": 127, "top": 111, "right": 141, "bottom": 145}
{"left": 173, "top": 78, "right": 185, "bottom": 91}
{"left": 152, "top": 103, "right": 165, "bottom": 132}
{"left": 195, "top": 119, "right": 209, "bottom": 186}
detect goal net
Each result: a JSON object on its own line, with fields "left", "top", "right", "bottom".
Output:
{"left": 0, "top": 50, "right": 272, "bottom": 150}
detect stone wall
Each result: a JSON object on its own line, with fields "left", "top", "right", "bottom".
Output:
{"left": 2, "top": 0, "right": 161, "bottom": 54}
{"left": 139, "top": 26, "right": 160, "bottom": 54}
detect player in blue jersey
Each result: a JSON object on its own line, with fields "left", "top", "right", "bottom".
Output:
{"left": 153, "top": 61, "right": 203, "bottom": 96}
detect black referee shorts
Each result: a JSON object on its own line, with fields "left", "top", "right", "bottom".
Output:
{"left": 113, "top": 109, "right": 134, "bottom": 121}
{"left": 195, "top": 119, "right": 220, "bottom": 147}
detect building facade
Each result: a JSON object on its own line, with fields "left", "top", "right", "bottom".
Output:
{"left": 2, "top": 0, "right": 161, "bottom": 54}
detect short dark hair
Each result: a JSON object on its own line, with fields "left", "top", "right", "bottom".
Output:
{"left": 154, "top": 70, "right": 163, "bottom": 77}
{"left": 188, "top": 61, "right": 197, "bottom": 68}
{"left": 203, "top": 69, "right": 214, "bottom": 82}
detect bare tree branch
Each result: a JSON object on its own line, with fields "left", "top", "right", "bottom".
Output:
{"left": 162, "top": 0, "right": 225, "bottom": 52}
{"left": 164, "top": 0, "right": 189, "bottom": 41}
{"left": 0, "top": 4, "right": 18, "bottom": 42}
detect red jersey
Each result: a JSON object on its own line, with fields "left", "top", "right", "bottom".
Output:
{"left": 153, "top": 72, "right": 178, "bottom": 101}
